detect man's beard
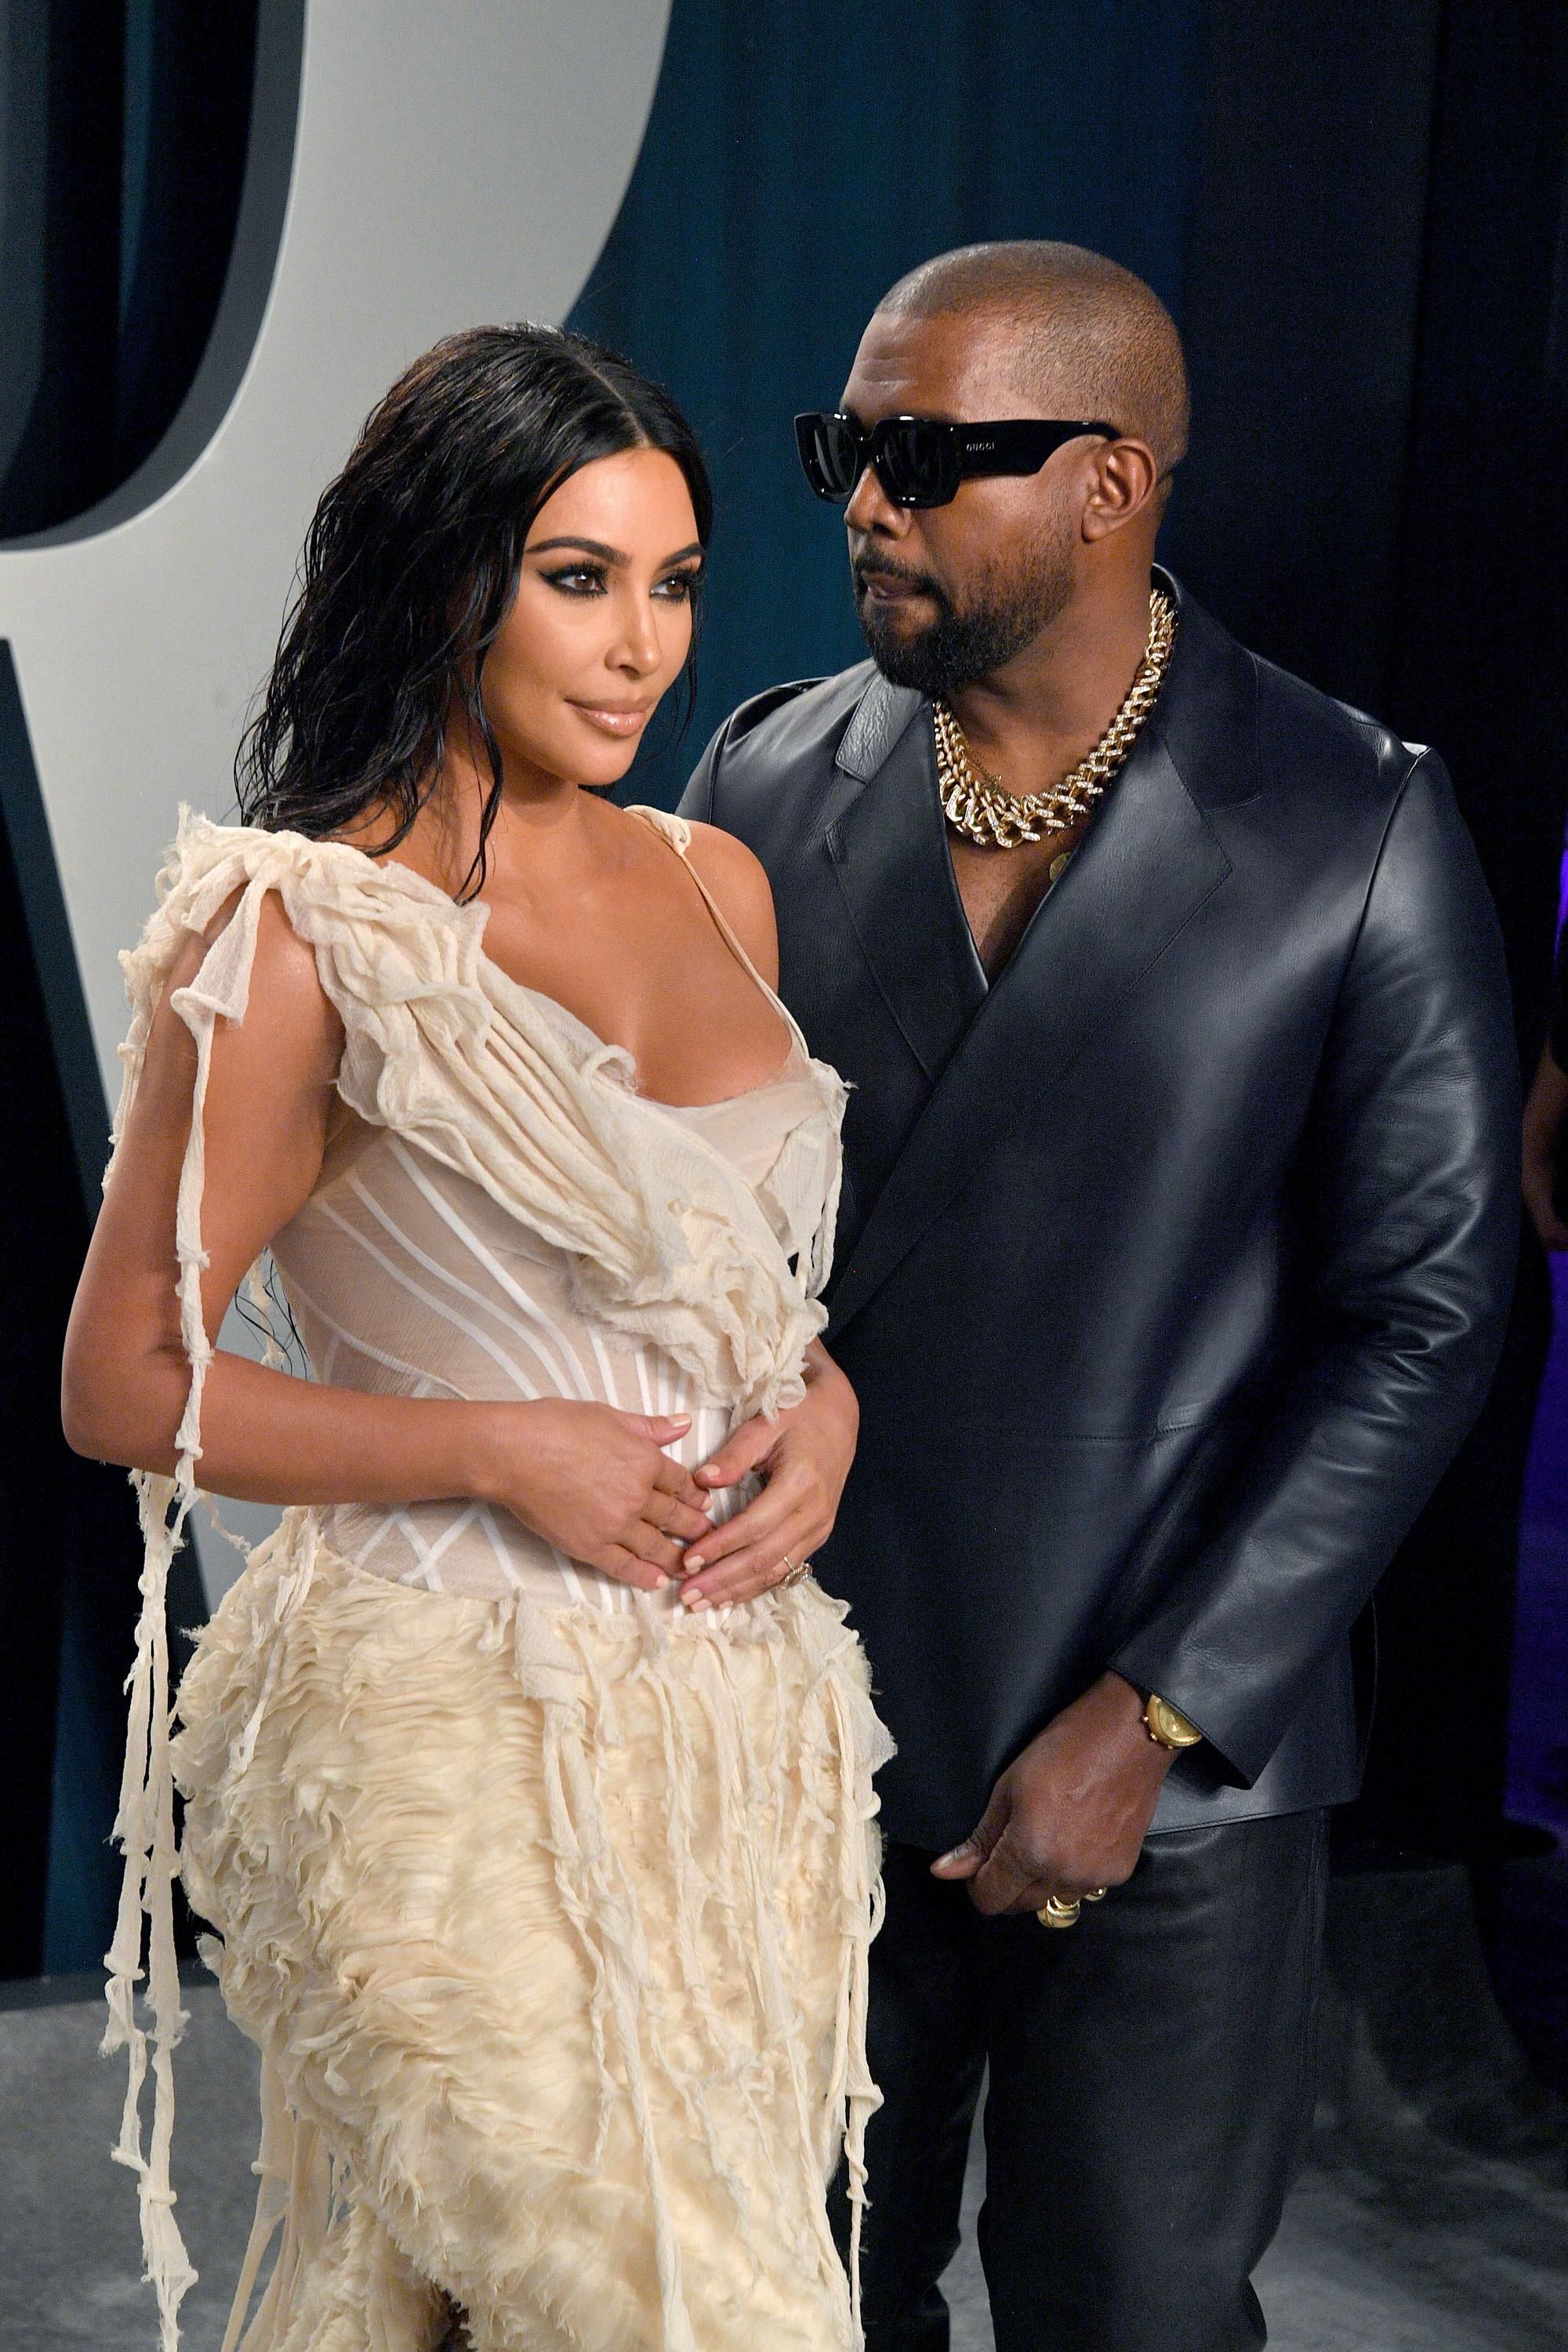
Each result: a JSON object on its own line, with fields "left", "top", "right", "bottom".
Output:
{"left": 853, "top": 534, "right": 1075, "bottom": 698}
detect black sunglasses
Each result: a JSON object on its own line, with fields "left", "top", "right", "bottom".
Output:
{"left": 793, "top": 409, "right": 1118, "bottom": 509}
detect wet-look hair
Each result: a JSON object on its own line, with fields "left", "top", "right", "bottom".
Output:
{"left": 237, "top": 324, "right": 713, "bottom": 897}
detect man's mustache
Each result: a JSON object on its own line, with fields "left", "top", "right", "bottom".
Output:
{"left": 850, "top": 554, "right": 951, "bottom": 608}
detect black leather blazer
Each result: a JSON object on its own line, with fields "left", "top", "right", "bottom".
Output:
{"left": 679, "top": 576, "right": 1519, "bottom": 1850}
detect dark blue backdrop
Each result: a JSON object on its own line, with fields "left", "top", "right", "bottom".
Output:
{"left": 569, "top": 0, "right": 1209, "bottom": 806}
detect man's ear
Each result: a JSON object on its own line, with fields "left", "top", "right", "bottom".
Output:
{"left": 1081, "top": 438, "right": 1160, "bottom": 543}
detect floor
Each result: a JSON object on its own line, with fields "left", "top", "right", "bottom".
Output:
{"left": 5, "top": 1957, "right": 1565, "bottom": 2352}
{"left": 941, "top": 2119, "right": 1568, "bottom": 2352}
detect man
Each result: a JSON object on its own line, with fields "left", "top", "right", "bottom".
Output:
{"left": 680, "top": 244, "right": 1517, "bottom": 2349}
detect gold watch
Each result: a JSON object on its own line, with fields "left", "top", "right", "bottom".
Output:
{"left": 1143, "top": 1693, "right": 1203, "bottom": 1751}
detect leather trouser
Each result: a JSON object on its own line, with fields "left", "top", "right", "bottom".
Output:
{"left": 832, "top": 1809, "right": 1328, "bottom": 2352}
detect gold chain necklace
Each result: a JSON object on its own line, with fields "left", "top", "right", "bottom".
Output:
{"left": 935, "top": 589, "right": 1178, "bottom": 851}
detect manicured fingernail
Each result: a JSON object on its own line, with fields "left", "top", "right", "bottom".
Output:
{"left": 685, "top": 1555, "right": 706, "bottom": 1571}
{"left": 654, "top": 1573, "right": 670, "bottom": 1589}
{"left": 684, "top": 1591, "right": 709, "bottom": 1611}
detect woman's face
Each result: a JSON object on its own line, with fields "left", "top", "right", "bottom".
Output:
{"left": 481, "top": 446, "right": 702, "bottom": 793}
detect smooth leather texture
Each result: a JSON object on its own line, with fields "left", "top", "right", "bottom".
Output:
{"left": 681, "top": 575, "right": 1519, "bottom": 1849}
{"left": 832, "top": 1816, "right": 1328, "bottom": 2352}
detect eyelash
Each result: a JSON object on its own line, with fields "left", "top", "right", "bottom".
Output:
{"left": 540, "top": 565, "right": 702, "bottom": 602}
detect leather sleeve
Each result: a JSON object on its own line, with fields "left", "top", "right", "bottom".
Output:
{"left": 679, "top": 679, "right": 829, "bottom": 831}
{"left": 677, "top": 718, "right": 726, "bottom": 825}
{"left": 1112, "top": 752, "right": 1520, "bottom": 1784}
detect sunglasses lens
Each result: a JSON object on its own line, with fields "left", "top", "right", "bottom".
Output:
{"left": 795, "top": 413, "right": 862, "bottom": 502}
{"left": 878, "top": 421, "right": 952, "bottom": 506}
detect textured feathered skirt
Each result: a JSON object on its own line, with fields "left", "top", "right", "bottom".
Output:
{"left": 172, "top": 1524, "right": 890, "bottom": 2352}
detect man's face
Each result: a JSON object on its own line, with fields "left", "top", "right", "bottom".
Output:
{"left": 838, "top": 308, "right": 1091, "bottom": 695}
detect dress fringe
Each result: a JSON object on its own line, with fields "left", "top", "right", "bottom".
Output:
{"left": 174, "top": 1531, "right": 890, "bottom": 2351}
{"left": 100, "top": 928, "right": 233, "bottom": 2348}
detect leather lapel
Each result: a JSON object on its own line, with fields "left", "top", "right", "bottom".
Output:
{"left": 826, "top": 681, "right": 988, "bottom": 1083}
{"left": 828, "top": 725, "right": 1234, "bottom": 1335}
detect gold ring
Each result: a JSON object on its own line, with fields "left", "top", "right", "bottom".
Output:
{"left": 779, "top": 1555, "right": 811, "bottom": 1588}
{"left": 1038, "top": 1894, "right": 1082, "bottom": 1929}
{"left": 1083, "top": 1886, "right": 1109, "bottom": 1902}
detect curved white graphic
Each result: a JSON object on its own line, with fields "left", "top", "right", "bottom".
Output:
{"left": 0, "top": 0, "right": 671, "bottom": 1101}
{"left": 0, "top": 0, "right": 672, "bottom": 1595}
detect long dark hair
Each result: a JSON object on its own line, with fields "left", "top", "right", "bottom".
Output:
{"left": 236, "top": 324, "right": 713, "bottom": 897}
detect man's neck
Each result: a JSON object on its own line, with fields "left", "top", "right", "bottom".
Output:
{"left": 945, "top": 572, "right": 1155, "bottom": 799}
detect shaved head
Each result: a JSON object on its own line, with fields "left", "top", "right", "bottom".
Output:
{"left": 877, "top": 241, "right": 1189, "bottom": 477}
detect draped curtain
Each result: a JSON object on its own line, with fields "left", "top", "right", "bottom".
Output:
{"left": 0, "top": 0, "right": 259, "bottom": 1974}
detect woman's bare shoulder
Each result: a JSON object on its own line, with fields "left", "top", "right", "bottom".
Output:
{"left": 680, "top": 820, "right": 779, "bottom": 981}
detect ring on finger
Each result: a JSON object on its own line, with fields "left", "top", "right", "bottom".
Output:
{"left": 1038, "top": 1893, "right": 1082, "bottom": 1929}
{"left": 1036, "top": 1885, "right": 1109, "bottom": 1930}
{"left": 778, "top": 1555, "right": 812, "bottom": 1589}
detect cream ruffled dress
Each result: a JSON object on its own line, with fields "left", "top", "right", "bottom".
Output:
{"left": 103, "top": 808, "right": 892, "bottom": 2352}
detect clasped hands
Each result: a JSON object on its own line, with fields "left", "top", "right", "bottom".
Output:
{"left": 469, "top": 1341, "right": 858, "bottom": 1611}
{"left": 931, "top": 1671, "right": 1175, "bottom": 1917}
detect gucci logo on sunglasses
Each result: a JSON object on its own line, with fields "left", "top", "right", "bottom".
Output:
{"left": 793, "top": 410, "right": 1118, "bottom": 510}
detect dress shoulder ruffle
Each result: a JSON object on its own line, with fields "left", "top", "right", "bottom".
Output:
{"left": 117, "top": 812, "right": 843, "bottom": 1425}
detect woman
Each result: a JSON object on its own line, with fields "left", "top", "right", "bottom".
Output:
{"left": 64, "top": 326, "right": 889, "bottom": 2352}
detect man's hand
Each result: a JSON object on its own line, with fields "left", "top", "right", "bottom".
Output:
{"left": 931, "top": 1671, "right": 1174, "bottom": 1915}
{"left": 1522, "top": 1040, "right": 1568, "bottom": 1251}
{"left": 676, "top": 1341, "right": 858, "bottom": 1610}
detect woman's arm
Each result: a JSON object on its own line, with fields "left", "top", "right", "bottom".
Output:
{"left": 64, "top": 893, "right": 711, "bottom": 1588}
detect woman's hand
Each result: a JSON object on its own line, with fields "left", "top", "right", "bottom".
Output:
{"left": 675, "top": 1342, "right": 859, "bottom": 1610}
{"left": 1522, "top": 1040, "right": 1568, "bottom": 1251}
{"left": 470, "top": 1401, "right": 714, "bottom": 1591}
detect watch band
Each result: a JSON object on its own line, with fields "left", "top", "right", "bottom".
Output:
{"left": 1143, "top": 1693, "right": 1203, "bottom": 1751}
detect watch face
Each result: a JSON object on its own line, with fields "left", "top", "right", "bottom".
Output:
{"left": 1146, "top": 1695, "right": 1202, "bottom": 1749}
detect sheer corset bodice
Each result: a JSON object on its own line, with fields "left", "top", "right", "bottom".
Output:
{"left": 270, "top": 1028, "right": 837, "bottom": 1610}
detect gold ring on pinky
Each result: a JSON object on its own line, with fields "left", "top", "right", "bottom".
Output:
{"left": 779, "top": 1555, "right": 812, "bottom": 1588}
{"left": 1037, "top": 1887, "right": 1107, "bottom": 1928}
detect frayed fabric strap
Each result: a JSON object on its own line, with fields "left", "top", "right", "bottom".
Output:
{"left": 218, "top": 2042, "right": 332, "bottom": 2352}
{"left": 100, "top": 930, "right": 236, "bottom": 2346}
{"left": 97, "top": 840, "right": 334, "bottom": 2345}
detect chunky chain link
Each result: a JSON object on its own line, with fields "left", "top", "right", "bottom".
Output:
{"left": 936, "top": 589, "right": 1178, "bottom": 851}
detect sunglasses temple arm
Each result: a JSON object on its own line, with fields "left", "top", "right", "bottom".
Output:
{"left": 957, "top": 422, "right": 1120, "bottom": 474}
